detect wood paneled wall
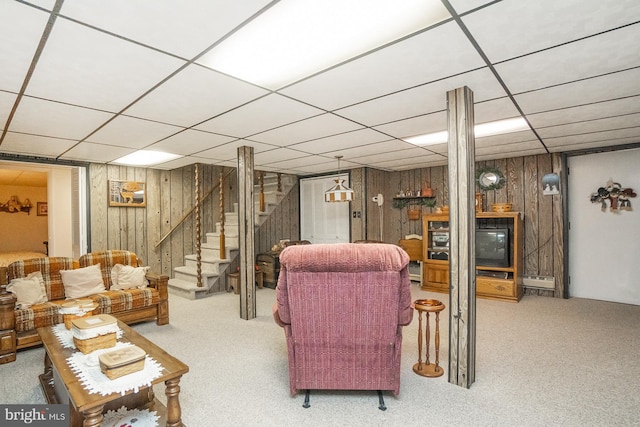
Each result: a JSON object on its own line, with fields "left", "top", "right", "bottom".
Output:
{"left": 355, "top": 153, "right": 564, "bottom": 298}
{"left": 89, "top": 163, "right": 236, "bottom": 277}
{"left": 89, "top": 164, "right": 298, "bottom": 279}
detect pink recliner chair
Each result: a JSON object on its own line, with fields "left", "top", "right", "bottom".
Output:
{"left": 273, "top": 243, "right": 413, "bottom": 409}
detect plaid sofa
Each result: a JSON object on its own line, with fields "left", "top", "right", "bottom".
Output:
{"left": 1, "top": 250, "right": 168, "bottom": 361}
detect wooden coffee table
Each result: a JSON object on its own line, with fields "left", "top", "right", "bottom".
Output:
{"left": 37, "top": 320, "right": 189, "bottom": 427}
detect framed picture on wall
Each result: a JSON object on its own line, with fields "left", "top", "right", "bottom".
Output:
{"left": 108, "top": 180, "right": 146, "bottom": 207}
{"left": 37, "top": 202, "right": 48, "bottom": 216}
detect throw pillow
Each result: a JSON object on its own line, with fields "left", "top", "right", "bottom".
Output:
{"left": 27, "top": 271, "right": 48, "bottom": 300}
{"left": 111, "top": 264, "right": 149, "bottom": 290}
{"left": 6, "top": 276, "right": 47, "bottom": 308}
{"left": 61, "top": 264, "right": 106, "bottom": 299}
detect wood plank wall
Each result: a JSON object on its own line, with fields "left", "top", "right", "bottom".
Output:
{"left": 89, "top": 163, "right": 236, "bottom": 278}
{"left": 357, "top": 153, "right": 564, "bottom": 298}
{"left": 89, "top": 164, "right": 298, "bottom": 280}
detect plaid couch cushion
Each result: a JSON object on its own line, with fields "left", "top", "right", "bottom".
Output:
{"left": 78, "top": 250, "right": 140, "bottom": 290}
{"left": 7, "top": 257, "right": 78, "bottom": 301}
{"left": 14, "top": 302, "right": 63, "bottom": 333}
{"left": 87, "top": 288, "right": 158, "bottom": 314}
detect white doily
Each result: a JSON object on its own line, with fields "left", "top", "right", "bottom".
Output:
{"left": 102, "top": 405, "right": 159, "bottom": 427}
{"left": 52, "top": 323, "right": 123, "bottom": 349}
{"left": 67, "top": 342, "right": 164, "bottom": 396}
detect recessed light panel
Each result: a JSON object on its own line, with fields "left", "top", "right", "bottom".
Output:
{"left": 112, "top": 150, "right": 183, "bottom": 166}
{"left": 198, "top": 0, "right": 450, "bottom": 89}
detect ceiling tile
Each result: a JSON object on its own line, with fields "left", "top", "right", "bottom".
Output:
{"left": 462, "top": 0, "right": 640, "bottom": 63}
{"left": 476, "top": 148, "right": 546, "bottom": 161}
{"left": 373, "top": 111, "right": 447, "bottom": 139}
{"left": 474, "top": 97, "right": 522, "bottom": 123}
{"left": 125, "top": 64, "right": 268, "bottom": 127}
{"left": 59, "top": 0, "right": 272, "bottom": 59}
{"left": 335, "top": 67, "right": 506, "bottom": 126}
{"left": 527, "top": 96, "right": 640, "bottom": 128}
{"left": 0, "top": 2, "right": 50, "bottom": 93}
{"left": 290, "top": 129, "right": 392, "bottom": 155}
{"left": 0, "top": 132, "right": 78, "bottom": 158}
{"left": 475, "top": 130, "right": 540, "bottom": 147}
{"left": 280, "top": 21, "right": 485, "bottom": 110}
{"left": 547, "top": 136, "right": 640, "bottom": 153}
{"left": 195, "top": 94, "right": 324, "bottom": 137}
{"left": 10, "top": 97, "right": 114, "bottom": 140}
{"left": 59, "top": 141, "right": 133, "bottom": 163}
{"left": 538, "top": 113, "right": 640, "bottom": 139}
{"left": 369, "top": 153, "right": 447, "bottom": 170}
{"left": 544, "top": 127, "right": 640, "bottom": 148}
{"left": 514, "top": 67, "right": 640, "bottom": 114}
{"left": 249, "top": 113, "right": 364, "bottom": 146}
{"left": 254, "top": 148, "right": 312, "bottom": 165}
{"left": 25, "top": 18, "right": 186, "bottom": 112}
{"left": 476, "top": 140, "right": 543, "bottom": 156}
{"left": 0, "top": 91, "right": 18, "bottom": 126}
{"left": 151, "top": 155, "right": 212, "bottom": 170}
{"left": 197, "top": 139, "right": 277, "bottom": 162}
{"left": 86, "top": 116, "right": 184, "bottom": 149}
{"left": 448, "top": 0, "right": 495, "bottom": 14}
{"left": 495, "top": 24, "right": 640, "bottom": 94}
{"left": 146, "top": 129, "right": 235, "bottom": 156}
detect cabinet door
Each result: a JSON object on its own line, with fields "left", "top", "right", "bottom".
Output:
{"left": 424, "top": 263, "right": 449, "bottom": 290}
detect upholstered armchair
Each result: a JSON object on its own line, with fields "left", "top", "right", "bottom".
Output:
{"left": 273, "top": 243, "right": 413, "bottom": 409}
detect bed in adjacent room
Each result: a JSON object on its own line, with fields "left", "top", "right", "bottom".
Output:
{"left": 0, "top": 251, "right": 48, "bottom": 286}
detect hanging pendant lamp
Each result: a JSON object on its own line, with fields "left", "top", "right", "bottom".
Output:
{"left": 324, "top": 155, "right": 354, "bottom": 202}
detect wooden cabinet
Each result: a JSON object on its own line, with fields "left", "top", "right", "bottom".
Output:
{"left": 422, "top": 212, "right": 524, "bottom": 302}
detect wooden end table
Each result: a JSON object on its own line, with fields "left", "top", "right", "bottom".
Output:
{"left": 37, "top": 320, "right": 189, "bottom": 427}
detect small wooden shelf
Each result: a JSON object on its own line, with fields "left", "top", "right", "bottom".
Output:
{"left": 392, "top": 196, "right": 436, "bottom": 209}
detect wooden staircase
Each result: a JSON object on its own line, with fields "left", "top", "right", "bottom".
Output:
{"left": 167, "top": 173, "right": 296, "bottom": 299}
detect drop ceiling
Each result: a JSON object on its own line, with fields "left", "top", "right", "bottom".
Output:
{"left": 1, "top": 0, "right": 639, "bottom": 175}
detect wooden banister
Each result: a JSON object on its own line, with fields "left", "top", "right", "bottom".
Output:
{"left": 154, "top": 168, "right": 234, "bottom": 249}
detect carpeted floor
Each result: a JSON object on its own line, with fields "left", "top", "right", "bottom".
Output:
{"left": 2, "top": 285, "right": 639, "bottom": 426}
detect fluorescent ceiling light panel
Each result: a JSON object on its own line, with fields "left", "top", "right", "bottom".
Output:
{"left": 404, "top": 118, "right": 529, "bottom": 146}
{"left": 198, "top": 0, "right": 450, "bottom": 89}
{"left": 112, "top": 150, "right": 183, "bottom": 166}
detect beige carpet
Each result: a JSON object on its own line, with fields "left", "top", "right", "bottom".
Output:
{"left": 2, "top": 285, "right": 639, "bottom": 426}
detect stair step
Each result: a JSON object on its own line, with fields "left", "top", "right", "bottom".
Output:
{"left": 184, "top": 255, "right": 230, "bottom": 274}
{"left": 168, "top": 278, "right": 219, "bottom": 300}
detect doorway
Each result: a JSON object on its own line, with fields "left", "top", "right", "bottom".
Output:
{"left": 300, "top": 174, "right": 351, "bottom": 243}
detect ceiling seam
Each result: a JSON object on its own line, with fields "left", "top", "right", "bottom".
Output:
{"left": 0, "top": 0, "right": 65, "bottom": 146}
{"left": 439, "top": 0, "right": 550, "bottom": 154}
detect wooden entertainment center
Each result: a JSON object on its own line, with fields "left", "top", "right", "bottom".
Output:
{"left": 422, "top": 211, "right": 524, "bottom": 302}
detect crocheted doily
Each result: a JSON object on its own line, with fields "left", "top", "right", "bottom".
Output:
{"left": 102, "top": 405, "right": 159, "bottom": 427}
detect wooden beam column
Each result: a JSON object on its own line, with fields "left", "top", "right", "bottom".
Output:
{"left": 447, "top": 86, "right": 476, "bottom": 388}
{"left": 237, "top": 146, "right": 256, "bottom": 320}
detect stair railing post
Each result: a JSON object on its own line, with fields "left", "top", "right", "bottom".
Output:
{"left": 259, "top": 171, "right": 265, "bottom": 212}
{"left": 219, "top": 170, "right": 226, "bottom": 260}
{"left": 277, "top": 173, "right": 282, "bottom": 193}
{"left": 195, "top": 163, "right": 202, "bottom": 287}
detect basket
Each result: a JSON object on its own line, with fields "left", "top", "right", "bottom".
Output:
{"left": 60, "top": 300, "right": 98, "bottom": 329}
{"left": 72, "top": 314, "right": 118, "bottom": 354}
{"left": 64, "top": 312, "right": 90, "bottom": 330}
{"left": 491, "top": 203, "right": 513, "bottom": 212}
{"left": 74, "top": 332, "right": 117, "bottom": 354}
{"left": 99, "top": 345, "right": 146, "bottom": 379}
{"left": 407, "top": 208, "right": 421, "bottom": 220}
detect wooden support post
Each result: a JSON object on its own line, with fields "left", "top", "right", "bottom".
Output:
{"left": 219, "top": 171, "right": 226, "bottom": 260}
{"left": 237, "top": 146, "right": 256, "bottom": 320}
{"left": 447, "top": 86, "right": 476, "bottom": 388}
{"left": 195, "top": 163, "right": 202, "bottom": 287}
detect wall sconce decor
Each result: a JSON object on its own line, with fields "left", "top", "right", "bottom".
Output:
{"left": 0, "top": 195, "right": 32, "bottom": 214}
{"left": 590, "top": 179, "right": 636, "bottom": 213}
{"left": 542, "top": 173, "right": 560, "bottom": 195}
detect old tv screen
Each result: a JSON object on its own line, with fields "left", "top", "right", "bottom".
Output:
{"left": 476, "top": 228, "right": 509, "bottom": 268}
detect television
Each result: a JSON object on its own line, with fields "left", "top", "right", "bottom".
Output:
{"left": 475, "top": 228, "right": 510, "bottom": 268}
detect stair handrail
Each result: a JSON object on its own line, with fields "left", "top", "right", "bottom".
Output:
{"left": 154, "top": 168, "right": 234, "bottom": 249}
